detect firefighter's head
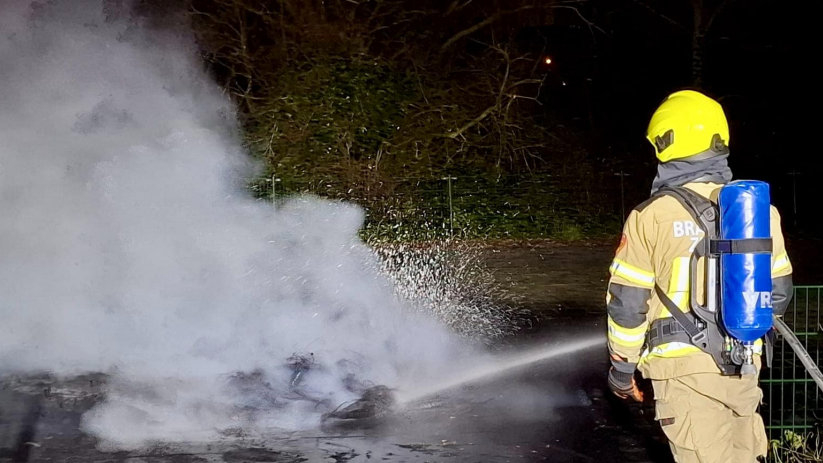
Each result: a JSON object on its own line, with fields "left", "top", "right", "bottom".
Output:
{"left": 646, "top": 90, "right": 729, "bottom": 163}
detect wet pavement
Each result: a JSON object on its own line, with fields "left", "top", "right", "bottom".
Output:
{"left": 477, "top": 240, "right": 614, "bottom": 317}
{"left": 0, "top": 318, "right": 672, "bottom": 463}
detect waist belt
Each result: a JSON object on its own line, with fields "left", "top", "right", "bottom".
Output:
{"left": 648, "top": 316, "right": 699, "bottom": 348}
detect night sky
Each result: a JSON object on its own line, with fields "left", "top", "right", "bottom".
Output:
{"left": 530, "top": 1, "right": 808, "bottom": 164}
{"left": 522, "top": 0, "right": 817, "bottom": 236}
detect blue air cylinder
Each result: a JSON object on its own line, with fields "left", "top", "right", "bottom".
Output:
{"left": 719, "top": 180, "right": 773, "bottom": 342}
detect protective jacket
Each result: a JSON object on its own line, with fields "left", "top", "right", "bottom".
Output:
{"left": 606, "top": 182, "right": 793, "bottom": 380}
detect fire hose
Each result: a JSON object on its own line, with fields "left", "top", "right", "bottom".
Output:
{"left": 772, "top": 315, "right": 823, "bottom": 393}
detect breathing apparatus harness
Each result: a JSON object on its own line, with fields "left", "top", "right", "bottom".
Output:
{"left": 646, "top": 184, "right": 773, "bottom": 376}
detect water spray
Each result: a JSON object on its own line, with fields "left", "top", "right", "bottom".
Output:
{"left": 395, "top": 335, "right": 604, "bottom": 406}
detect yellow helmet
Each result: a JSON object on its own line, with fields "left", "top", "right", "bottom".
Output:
{"left": 646, "top": 90, "right": 730, "bottom": 162}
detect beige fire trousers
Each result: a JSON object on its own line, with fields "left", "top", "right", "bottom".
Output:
{"left": 652, "top": 372, "right": 768, "bottom": 463}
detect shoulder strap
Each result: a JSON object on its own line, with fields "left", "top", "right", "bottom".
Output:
{"left": 650, "top": 186, "right": 719, "bottom": 320}
{"left": 652, "top": 186, "right": 718, "bottom": 240}
{"left": 654, "top": 285, "right": 706, "bottom": 347}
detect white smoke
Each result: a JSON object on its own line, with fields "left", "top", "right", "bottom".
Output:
{"left": 0, "top": 1, "right": 471, "bottom": 449}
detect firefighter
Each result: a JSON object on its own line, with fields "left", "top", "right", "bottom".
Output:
{"left": 605, "top": 89, "right": 794, "bottom": 462}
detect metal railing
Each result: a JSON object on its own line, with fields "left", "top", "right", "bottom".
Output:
{"left": 762, "top": 286, "right": 823, "bottom": 441}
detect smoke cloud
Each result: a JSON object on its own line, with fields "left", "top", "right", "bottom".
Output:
{"left": 0, "top": 1, "right": 471, "bottom": 449}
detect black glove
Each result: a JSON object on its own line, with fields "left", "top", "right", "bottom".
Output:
{"left": 608, "top": 355, "right": 643, "bottom": 402}
{"left": 608, "top": 368, "right": 635, "bottom": 396}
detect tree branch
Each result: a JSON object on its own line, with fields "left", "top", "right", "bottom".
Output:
{"left": 628, "top": 0, "right": 688, "bottom": 32}
{"left": 443, "top": 105, "right": 496, "bottom": 139}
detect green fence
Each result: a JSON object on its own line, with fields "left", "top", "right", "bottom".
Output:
{"left": 247, "top": 171, "right": 647, "bottom": 242}
{"left": 247, "top": 167, "right": 823, "bottom": 242}
{"left": 762, "top": 286, "right": 823, "bottom": 444}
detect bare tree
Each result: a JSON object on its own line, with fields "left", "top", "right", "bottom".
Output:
{"left": 630, "top": 0, "right": 734, "bottom": 86}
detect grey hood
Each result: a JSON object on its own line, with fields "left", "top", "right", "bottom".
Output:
{"left": 650, "top": 151, "right": 733, "bottom": 194}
